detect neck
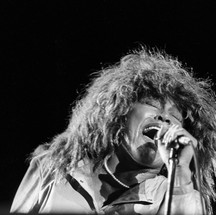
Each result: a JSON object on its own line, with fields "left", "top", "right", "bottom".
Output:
{"left": 103, "top": 146, "right": 160, "bottom": 188}
{"left": 72, "top": 146, "right": 162, "bottom": 210}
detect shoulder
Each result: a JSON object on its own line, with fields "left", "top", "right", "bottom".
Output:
{"left": 11, "top": 155, "right": 96, "bottom": 214}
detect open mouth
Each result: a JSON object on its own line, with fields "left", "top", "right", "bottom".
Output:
{"left": 142, "top": 125, "right": 160, "bottom": 140}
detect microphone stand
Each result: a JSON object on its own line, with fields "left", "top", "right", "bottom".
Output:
{"left": 164, "top": 147, "right": 179, "bottom": 215}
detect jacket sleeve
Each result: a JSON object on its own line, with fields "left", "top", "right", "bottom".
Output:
{"left": 157, "top": 181, "right": 204, "bottom": 215}
{"left": 10, "top": 158, "right": 94, "bottom": 214}
{"left": 10, "top": 158, "right": 42, "bottom": 213}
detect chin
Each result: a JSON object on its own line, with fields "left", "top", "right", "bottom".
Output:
{"left": 151, "top": 157, "right": 164, "bottom": 170}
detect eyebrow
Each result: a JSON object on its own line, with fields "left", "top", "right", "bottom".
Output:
{"left": 145, "top": 100, "right": 161, "bottom": 108}
{"left": 145, "top": 101, "right": 183, "bottom": 121}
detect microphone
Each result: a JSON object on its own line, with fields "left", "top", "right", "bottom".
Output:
{"left": 154, "top": 126, "right": 195, "bottom": 215}
{"left": 154, "top": 127, "right": 192, "bottom": 150}
{"left": 167, "top": 138, "right": 181, "bottom": 150}
{"left": 154, "top": 135, "right": 181, "bottom": 150}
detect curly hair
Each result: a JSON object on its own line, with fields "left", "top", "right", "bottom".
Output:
{"left": 32, "top": 47, "right": 216, "bottom": 214}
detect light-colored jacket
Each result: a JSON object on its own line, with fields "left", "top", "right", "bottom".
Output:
{"left": 10, "top": 156, "right": 203, "bottom": 214}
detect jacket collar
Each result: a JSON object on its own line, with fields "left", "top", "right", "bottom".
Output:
{"left": 70, "top": 154, "right": 161, "bottom": 213}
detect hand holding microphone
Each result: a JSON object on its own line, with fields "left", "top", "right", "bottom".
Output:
{"left": 155, "top": 124, "right": 197, "bottom": 168}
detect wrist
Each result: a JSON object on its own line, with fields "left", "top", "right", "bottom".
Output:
{"left": 173, "top": 180, "right": 194, "bottom": 195}
{"left": 174, "top": 165, "right": 191, "bottom": 187}
{"left": 165, "top": 162, "right": 192, "bottom": 186}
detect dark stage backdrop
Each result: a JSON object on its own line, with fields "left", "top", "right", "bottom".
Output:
{"left": 1, "top": 0, "right": 216, "bottom": 213}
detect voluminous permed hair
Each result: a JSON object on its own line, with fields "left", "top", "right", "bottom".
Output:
{"left": 32, "top": 47, "right": 216, "bottom": 214}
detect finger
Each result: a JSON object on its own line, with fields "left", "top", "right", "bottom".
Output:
{"left": 166, "top": 125, "right": 179, "bottom": 147}
{"left": 163, "top": 125, "right": 179, "bottom": 148}
{"left": 177, "top": 136, "right": 192, "bottom": 146}
{"left": 163, "top": 125, "right": 175, "bottom": 144}
{"left": 155, "top": 125, "right": 167, "bottom": 141}
{"left": 167, "top": 128, "right": 197, "bottom": 147}
{"left": 154, "top": 126, "right": 163, "bottom": 145}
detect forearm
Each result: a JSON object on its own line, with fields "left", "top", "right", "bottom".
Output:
{"left": 174, "top": 165, "right": 191, "bottom": 187}
{"left": 157, "top": 181, "right": 203, "bottom": 215}
{"left": 158, "top": 165, "right": 203, "bottom": 215}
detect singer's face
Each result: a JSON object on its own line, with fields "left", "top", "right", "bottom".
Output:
{"left": 126, "top": 99, "right": 183, "bottom": 169}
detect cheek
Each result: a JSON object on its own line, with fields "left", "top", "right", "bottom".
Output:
{"left": 129, "top": 137, "right": 158, "bottom": 165}
{"left": 169, "top": 116, "right": 183, "bottom": 126}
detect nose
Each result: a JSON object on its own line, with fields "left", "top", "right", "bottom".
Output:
{"left": 154, "top": 115, "right": 171, "bottom": 124}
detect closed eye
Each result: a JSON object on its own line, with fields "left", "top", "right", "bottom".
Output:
{"left": 171, "top": 114, "right": 182, "bottom": 123}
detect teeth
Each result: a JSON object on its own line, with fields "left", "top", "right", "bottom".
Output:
{"left": 143, "top": 126, "right": 160, "bottom": 140}
{"left": 143, "top": 126, "right": 160, "bottom": 132}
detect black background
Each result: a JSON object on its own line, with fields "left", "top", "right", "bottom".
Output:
{"left": 1, "top": 0, "right": 216, "bottom": 213}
